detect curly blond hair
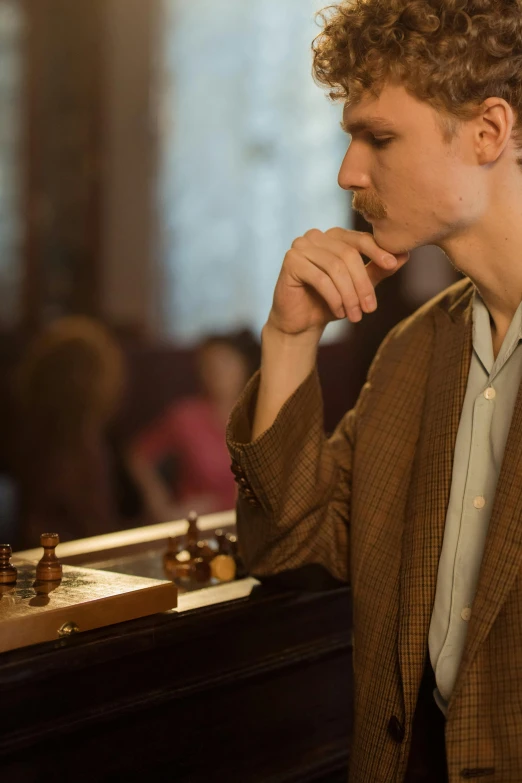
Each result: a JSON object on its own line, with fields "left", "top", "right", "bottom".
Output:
{"left": 312, "top": 0, "right": 522, "bottom": 154}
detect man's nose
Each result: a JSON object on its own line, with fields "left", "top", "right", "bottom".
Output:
{"left": 337, "top": 146, "right": 371, "bottom": 191}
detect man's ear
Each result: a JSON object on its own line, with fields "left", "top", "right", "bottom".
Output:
{"left": 475, "top": 97, "right": 514, "bottom": 164}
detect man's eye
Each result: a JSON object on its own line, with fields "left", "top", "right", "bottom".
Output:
{"left": 369, "top": 136, "right": 392, "bottom": 149}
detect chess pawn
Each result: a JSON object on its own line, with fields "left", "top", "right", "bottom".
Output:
{"left": 210, "top": 554, "right": 236, "bottom": 583}
{"left": 163, "top": 537, "right": 179, "bottom": 578}
{"left": 225, "top": 533, "right": 248, "bottom": 579}
{"left": 185, "top": 510, "right": 199, "bottom": 556}
{"left": 191, "top": 557, "right": 211, "bottom": 584}
{"left": 214, "top": 529, "right": 230, "bottom": 556}
{"left": 0, "top": 544, "right": 17, "bottom": 585}
{"left": 36, "top": 533, "right": 63, "bottom": 581}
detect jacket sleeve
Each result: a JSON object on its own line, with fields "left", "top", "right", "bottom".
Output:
{"left": 227, "top": 365, "right": 364, "bottom": 585}
{"left": 225, "top": 317, "right": 403, "bottom": 587}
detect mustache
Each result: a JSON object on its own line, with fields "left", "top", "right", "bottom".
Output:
{"left": 352, "top": 192, "right": 387, "bottom": 220}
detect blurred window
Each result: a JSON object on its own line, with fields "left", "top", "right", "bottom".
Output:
{"left": 0, "top": 0, "right": 23, "bottom": 330}
{"left": 157, "top": 0, "right": 350, "bottom": 343}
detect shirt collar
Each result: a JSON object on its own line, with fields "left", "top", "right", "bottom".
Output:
{"left": 472, "top": 288, "right": 522, "bottom": 377}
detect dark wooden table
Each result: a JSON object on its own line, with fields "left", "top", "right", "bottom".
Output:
{"left": 1, "top": 515, "right": 353, "bottom": 783}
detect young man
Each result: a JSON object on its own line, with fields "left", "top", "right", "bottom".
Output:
{"left": 227, "top": 1, "right": 522, "bottom": 781}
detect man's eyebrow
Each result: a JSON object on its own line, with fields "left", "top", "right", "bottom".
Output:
{"left": 340, "top": 116, "right": 397, "bottom": 134}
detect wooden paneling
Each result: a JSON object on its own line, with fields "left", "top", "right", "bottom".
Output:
{"left": 23, "top": 0, "right": 104, "bottom": 331}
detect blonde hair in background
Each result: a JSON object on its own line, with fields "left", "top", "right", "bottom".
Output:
{"left": 14, "top": 317, "right": 125, "bottom": 446}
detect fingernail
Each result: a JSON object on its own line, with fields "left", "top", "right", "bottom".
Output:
{"left": 384, "top": 254, "right": 398, "bottom": 268}
{"left": 349, "top": 306, "right": 362, "bottom": 321}
{"left": 364, "top": 294, "right": 376, "bottom": 311}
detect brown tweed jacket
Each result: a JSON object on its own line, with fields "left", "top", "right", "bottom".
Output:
{"left": 227, "top": 277, "right": 522, "bottom": 783}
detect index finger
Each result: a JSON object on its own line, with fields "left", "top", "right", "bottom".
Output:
{"left": 325, "top": 228, "right": 399, "bottom": 271}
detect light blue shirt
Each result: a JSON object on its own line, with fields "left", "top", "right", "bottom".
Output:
{"left": 429, "top": 288, "right": 522, "bottom": 714}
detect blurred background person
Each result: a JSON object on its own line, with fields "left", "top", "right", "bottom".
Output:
{"left": 131, "top": 330, "right": 260, "bottom": 520}
{"left": 12, "top": 317, "right": 149, "bottom": 548}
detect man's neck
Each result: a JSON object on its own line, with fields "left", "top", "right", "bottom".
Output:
{"left": 492, "top": 328, "right": 504, "bottom": 362}
{"left": 440, "top": 198, "right": 522, "bottom": 343}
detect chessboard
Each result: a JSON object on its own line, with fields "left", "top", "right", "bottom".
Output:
{"left": 1, "top": 560, "right": 177, "bottom": 654}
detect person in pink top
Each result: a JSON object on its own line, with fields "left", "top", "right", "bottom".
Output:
{"left": 132, "top": 331, "right": 260, "bottom": 520}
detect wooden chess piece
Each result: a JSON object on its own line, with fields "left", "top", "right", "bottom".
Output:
{"left": 210, "top": 554, "right": 236, "bottom": 583}
{"left": 36, "top": 533, "right": 63, "bottom": 581}
{"left": 0, "top": 544, "right": 17, "bottom": 585}
{"left": 164, "top": 546, "right": 191, "bottom": 583}
{"left": 195, "top": 539, "right": 215, "bottom": 563}
{"left": 185, "top": 510, "right": 199, "bottom": 556}
{"left": 225, "top": 532, "right": 237, "bottom": 552}
{"left": 163, "top": 537, "right": 179, "bottom": 578}
{"left": 163, "top": 514, "right": 215, "bottom": 587}
{"left": 214, "top": 529, "right": 230, "bottom": 555}
{"left": 175, "top": 562, "right": 192, "bottom": 581}
{"left": 225, "top": 533, "right": 248, "bottom": 579}
{"left": 191, "top": 557, "right": 212, "bottom": 584}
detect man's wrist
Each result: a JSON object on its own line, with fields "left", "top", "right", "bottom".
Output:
{"left": 262, "top": 318, "right": 324, "bottom": 352}
{"left": 251, "top": 319, "right": 321, "bottom": 441}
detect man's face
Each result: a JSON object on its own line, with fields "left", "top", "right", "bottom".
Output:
{"left": 339, "top": 82, "right": 483, "bottom": 254}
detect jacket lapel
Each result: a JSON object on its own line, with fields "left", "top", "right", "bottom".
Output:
{"left": 398, "top": 288, "right": 473, "bottom": 718}
{"left": 451, "top": 373, "right": 522, "bottom": 706}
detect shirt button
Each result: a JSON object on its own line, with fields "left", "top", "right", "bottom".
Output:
{"left": 461, "top": 607, "right": 472, "bottom": 622}
{"left": 473, "top": 496, "right": 486, "bottom": 509}
{"left": 484, "top": 387, "right": 496, "bottom": 400}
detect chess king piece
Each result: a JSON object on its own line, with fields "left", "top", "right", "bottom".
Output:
{"left": 36, "top": 533, "right": 63, "bottom": 581}
{"left": 0, "top": 544, "right": 17, "bottom": 584}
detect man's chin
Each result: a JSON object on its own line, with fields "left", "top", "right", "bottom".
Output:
{"left": 372, "top": 224, "right": 413, "bottom": 256}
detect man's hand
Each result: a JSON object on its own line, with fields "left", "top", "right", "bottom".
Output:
{"left": 268, "top": 227, "right": 410, "bottom": 338}
{"left": 251, "top": 227, "right": 410, "bottom": 440}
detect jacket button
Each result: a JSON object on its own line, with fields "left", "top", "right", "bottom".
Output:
{"left": 387, "top": 716, "right": 405, "bottom": 743}
{"left": 230, "top": 461, "right": 243, "bottom": 477}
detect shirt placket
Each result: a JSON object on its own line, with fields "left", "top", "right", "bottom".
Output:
{"left": 436, "top": 373, "right": 497, "bottom": 698}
